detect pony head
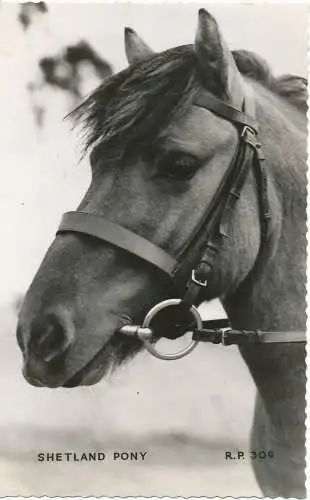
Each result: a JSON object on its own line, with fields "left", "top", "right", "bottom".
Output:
{"left": 18, "top": 10, "right": 270, "bottom": 387}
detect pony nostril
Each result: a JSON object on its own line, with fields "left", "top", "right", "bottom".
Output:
{"left": 30, "top": 309, "right": 75, "bottom": 363}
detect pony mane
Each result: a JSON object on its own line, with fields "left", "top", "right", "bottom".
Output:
{"left": 232, "top": 50, "right": 307, "bottom": 112}
{"left": 70, "top": 45, "right": 307, "bottom": 157}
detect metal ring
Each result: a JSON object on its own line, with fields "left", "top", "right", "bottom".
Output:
{"left": 139, "top": 298, "right": 201, "bottom": 361}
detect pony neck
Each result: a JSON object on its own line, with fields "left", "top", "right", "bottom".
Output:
{"left": 222, "top": 83, "right": 306, "bottom": 477}
{"left": 224, "top": 80, "right": 306, "bottom": 334}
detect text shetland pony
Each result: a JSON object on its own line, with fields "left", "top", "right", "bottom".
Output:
{"left": 17, "top": 10, "right": 306, "bottom": 497}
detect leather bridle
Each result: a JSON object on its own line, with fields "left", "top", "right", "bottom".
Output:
{"left": 56, "top": 87, "right": 306, "bottom": 360}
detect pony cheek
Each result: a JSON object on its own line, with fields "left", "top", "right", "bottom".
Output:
{"left": 215, "top": 225, "right": 260, "bottom": 297}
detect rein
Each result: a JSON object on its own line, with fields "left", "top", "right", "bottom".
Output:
{"left": 56, "top": 87, "right": 306, "bottom": 360}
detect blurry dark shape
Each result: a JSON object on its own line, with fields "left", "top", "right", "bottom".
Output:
{"left": 27, "top": 82, "right": 46, "bottom": 128}
{"left": 38, "top": 41, "right": 113, "bottom": 99}
{"left": 28, "top": 40, "right": 112, "bottom": 128}
{"left": 39, "top": 56, "right": 74, "bottom": 92}
{"left": 18, "top": 2, "right": 47, "bottom": 30}
{"left": 65, "top": 41, "right": 112, "bottom": 81}
{"left": 33, "top": 105, "right": 46, "bottom": 128}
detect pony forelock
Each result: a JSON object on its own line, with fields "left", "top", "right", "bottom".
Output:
{"left": 69, "top": 45, "right": 307, "bottom": 158}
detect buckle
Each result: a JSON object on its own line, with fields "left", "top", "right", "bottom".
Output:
{"left": 241, "top": 124, "right": 257, "bottom": 137}
{"left": 241, "top": 125, "right": 251, "bottom": 137}
{"left": 191, "top": 269, "right": 208, "bottom": 287}
{"left": 240, "top": 126, "right": 261, "bottom": 151}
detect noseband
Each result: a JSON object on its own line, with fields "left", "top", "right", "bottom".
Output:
{"left": 57, "top": 88, "right": 306, "bottom": 360}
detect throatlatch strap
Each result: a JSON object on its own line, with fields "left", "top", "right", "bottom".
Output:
{"left": 57, "top": 211, "right": 178, "bottom": 278}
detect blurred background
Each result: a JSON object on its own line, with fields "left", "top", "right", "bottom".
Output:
{"left": 0, "top": 2, "right": 307, "bottom": 496}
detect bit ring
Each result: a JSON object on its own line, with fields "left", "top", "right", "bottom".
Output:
{"left": 139, "top": 298, "right": 201, "bottom": 360}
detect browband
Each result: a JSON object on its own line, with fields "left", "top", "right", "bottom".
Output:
{"left": 194, "top": 92, "right": 258, "bottom": 131}
{"left": 57, "top": 211, "right": 178, "bottom": 277}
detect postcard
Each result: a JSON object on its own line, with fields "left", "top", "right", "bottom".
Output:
{"left": 0, "top": 2, "right": 307, "bottom": 497}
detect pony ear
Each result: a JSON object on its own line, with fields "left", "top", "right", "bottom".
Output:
{"left": 124, "top": 27, "right": 154, "bottom": 65}
{"left": 195, "top": 9, "right": 244, "bottom": 107}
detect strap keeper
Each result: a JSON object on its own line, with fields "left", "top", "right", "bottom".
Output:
{"left": 191, "top": 269, "right": 208, "bottom": 287}
{"left": 256, "top": 143, "right": 265, "bottom": 161}
{"left": 264, "top": 210, "right": 272, "bottom": 221}
{"left": 220, "top": 328, "right": 232, "bottom": 346}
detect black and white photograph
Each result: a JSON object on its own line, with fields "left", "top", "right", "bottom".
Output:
{"left": 0, "top": 1, "right": 307, "bottom": 497}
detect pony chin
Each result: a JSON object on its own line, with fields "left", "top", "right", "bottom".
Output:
{"left": 62, "top": 325, "right": 143, "bottom": 388}
{"left": 63, "top": 365, "right": 109, "bottom": 387}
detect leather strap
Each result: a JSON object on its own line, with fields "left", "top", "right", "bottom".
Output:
{"left": 57, "top": 211, "right": 178, "bottom": 277}
{"left": 180, "top": 127, "right": 260, "bottom": 309}
{"left": 179, "top": 88, "right": 268, "bottom": 312}
{"left": 194, "top": 92, "right": 258, "bottom": 131}
{"left": 258, "top": 331, "right": 306, "bottom": 343}
{"left": 219, "top": 129, "right": 256, "bottom": 237}
{"left": 192, "top": 328, "right": 306, "bottom": 345}
{"left": 202, "top": 318, "right": 230, "bottom": 329}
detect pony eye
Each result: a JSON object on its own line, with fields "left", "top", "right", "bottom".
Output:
{"left": 157, "top": 152, "right": 200, "bottom": 181}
